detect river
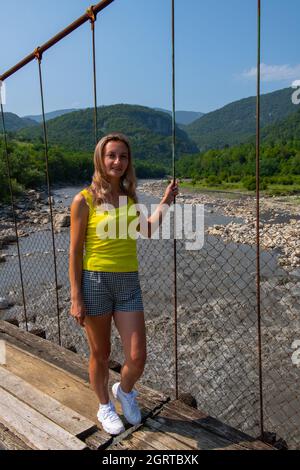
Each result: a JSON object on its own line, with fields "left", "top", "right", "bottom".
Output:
{"left": 0, "top": 180, "right": 284, "bottom": 295}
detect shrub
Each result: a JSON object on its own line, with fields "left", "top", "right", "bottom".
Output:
{"left": 242, "top": 176, "right": 268, "bottom": 191}
{"left": 205, "top": 175, "right": 222, "bottom": 186}
{"left": 276, "top": 175, "right": 294, "bottom": 185}
{"left": 228, "top": 175, "right": 240, "bottom": 183}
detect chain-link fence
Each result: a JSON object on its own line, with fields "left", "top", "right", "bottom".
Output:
{"left": 1, "top": 180, "right": 300, "bottom": 449}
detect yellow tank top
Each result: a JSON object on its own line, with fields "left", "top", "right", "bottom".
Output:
{"left": 80, "top": 188, "right": 139, "bottom": 272}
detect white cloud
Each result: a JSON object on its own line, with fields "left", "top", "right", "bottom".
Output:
{"left": 241, "top": 63, "right": 300, "bottom": 82}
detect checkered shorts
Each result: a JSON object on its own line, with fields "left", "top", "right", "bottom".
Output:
{"left": 81, "top": 270, "right": 144, "bottom": 316}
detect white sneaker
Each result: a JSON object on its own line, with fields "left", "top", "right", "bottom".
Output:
{"left": 97, "top": 400, "right": 125, "bottom": 435}
{"left": 112, "top": 382, "right": 141, "bottom": 425}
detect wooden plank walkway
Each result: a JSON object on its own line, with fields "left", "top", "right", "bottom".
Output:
{"left": 0, "top": 320, "right": 274, "bottom": 451}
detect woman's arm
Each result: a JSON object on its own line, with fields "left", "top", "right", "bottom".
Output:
{"left": 138, "top": 180, "right": 179, "bottom": 238}
{"left": 69, "top": 193, "right": 89, "bottom": 326}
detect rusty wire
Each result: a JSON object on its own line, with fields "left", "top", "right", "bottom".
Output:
{"left": 171, "top": 0, "right": 179, "bottom": 401}
{"left": 255, "top": 0, "right": 265, "bottom": 441}
{"left": 34, "top": 47, "right": 62, "bottom": 346}
{"left": 0, "top": 103, "right": 29, "bottom": 332}
{"left": 87, "top": 5, "right": 99, "bottom": 146}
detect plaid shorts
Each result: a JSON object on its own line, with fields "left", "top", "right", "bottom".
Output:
{"left": 81, "top": 270, "right": 144, "bottom": 316}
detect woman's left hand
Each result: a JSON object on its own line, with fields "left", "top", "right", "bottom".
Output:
{"left": 163, "top": 179, "right": 179, "bottom": 205}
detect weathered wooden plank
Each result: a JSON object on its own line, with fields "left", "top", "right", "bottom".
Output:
{"left": 3, "top": 343, "right": 167, "bottom": 449}
{"left": 86, "top": 429, "right": 157, "bottom": 451}
{"left": 144, "top": 416, "right": 245, "bottom": 450}
{"left": 0, "top": 367, "right": 97, "bottom": 438}
{"left": 126, "top": 423, "right": 196, "bottom": 450}
{"left": 84, "top": 403, "right": 166, "bottom": 451}
{"left": 0, "top": 320, "right": 89, "bottom": 381}
{"left": 5, "top": 343, "right": 160, "bottom": 419}
{"left": 161, "top": 401, "right": 274, "bottom": 450}
{"left": 108, "top": 435, "right": 158, "bottom": 451}
{"left": 0, "top": 320, "right": 271, "bottom": 452}
{"left": 3, "top": 343, "right": 110, "bottom": 448}
{"left": 0, "top": 320, "right": 168, "bottom": 403}
{"left": 0, "top": 422, "right": 31, "bottom": 450}
{"left": 84, "top": 430, "right": 112, "bottom": 450}
{"left": 0, "top": 388, "right": 87, "bottom": 450}
{"left": 4, "top": 342, "right": 167, "bottom": 423}
{"left": 4, "top": 343, "right": 101, "bottom": 424}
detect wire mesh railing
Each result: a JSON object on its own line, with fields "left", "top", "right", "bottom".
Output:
{"left": 1, "top": 178, "right": 300, "bottom": 448}
{"left": 1, "top": 0, "right": 299, "bottom": 451}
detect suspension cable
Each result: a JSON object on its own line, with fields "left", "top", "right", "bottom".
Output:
{"left": 87, "top": 5, "right": 99, "bottom": 146}
{"left": 255, "top": 0, "right": 265, "bottom": 441}
{"left": 171, "top": 0, "right": 179, "bottom": 400}
{"left": 0, "top": 103, "right": 29, "bottom": 331}
{"left": 34, "top": 47, "right": 62, "bottom": 346}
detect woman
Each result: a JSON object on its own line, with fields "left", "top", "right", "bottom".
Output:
{"left": 69, "top": 132, "right": 178, "bottom": 435}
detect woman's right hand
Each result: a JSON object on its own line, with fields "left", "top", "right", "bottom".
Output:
{"left": 162, "top": 179, "right": 179, "bottom": 205}
{"left": 70, "top": 298, "right": 87, "bottom": 327}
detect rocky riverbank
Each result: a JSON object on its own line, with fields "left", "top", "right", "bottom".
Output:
{"left": 0, "top": 187, "right": 71, "bottom": 263}
{"left": 138, "top": 179, "right": 300, "bottom": 272}
{"left": 0, "top": 186, "right": 72, "bottom": 313}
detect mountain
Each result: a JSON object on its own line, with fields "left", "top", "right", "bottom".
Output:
{"left": 260, "top": 107, "right": 300, "bottom": 143}
{"left": 153, "top": 107, "right": 204, "bottom": 125}
{"left": 16, "top": 104, "right": 198, "bottom": 164}
{"left": 23, "top": 108, "right": 79, "bottom": 123}
{"left": 23, "top": 106, "right": 204, "bottom": 126}
{"left": 2, "top": 112, "right": 37, "bottom": 132}
{"left": 185, "top": 87, "right": 298, "bottom": 151}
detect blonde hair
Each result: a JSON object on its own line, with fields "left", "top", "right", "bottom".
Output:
{"left": 88, "top": 133, "right": 138, "bottom": 207}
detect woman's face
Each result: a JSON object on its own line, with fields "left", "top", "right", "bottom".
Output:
{"left": 103, "top": 141, "right": 129, "bottom": 181}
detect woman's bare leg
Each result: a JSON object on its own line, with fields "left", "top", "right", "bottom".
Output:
{"left": 113, "top": 311, "right": 147, "bottom": 393}
{"left": 84, "top": 313, "right": 113, "bottom": 404}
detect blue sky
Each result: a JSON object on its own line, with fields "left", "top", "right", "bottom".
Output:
{"left": 1, "top": 0, "right": 300, "bottom": 117}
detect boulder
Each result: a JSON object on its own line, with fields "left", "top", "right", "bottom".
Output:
{"left": 0, "top": 297, "right": 9, "bottom": 310}
{"left": 54, "top": 213, "right": 70, "bottom": 230}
